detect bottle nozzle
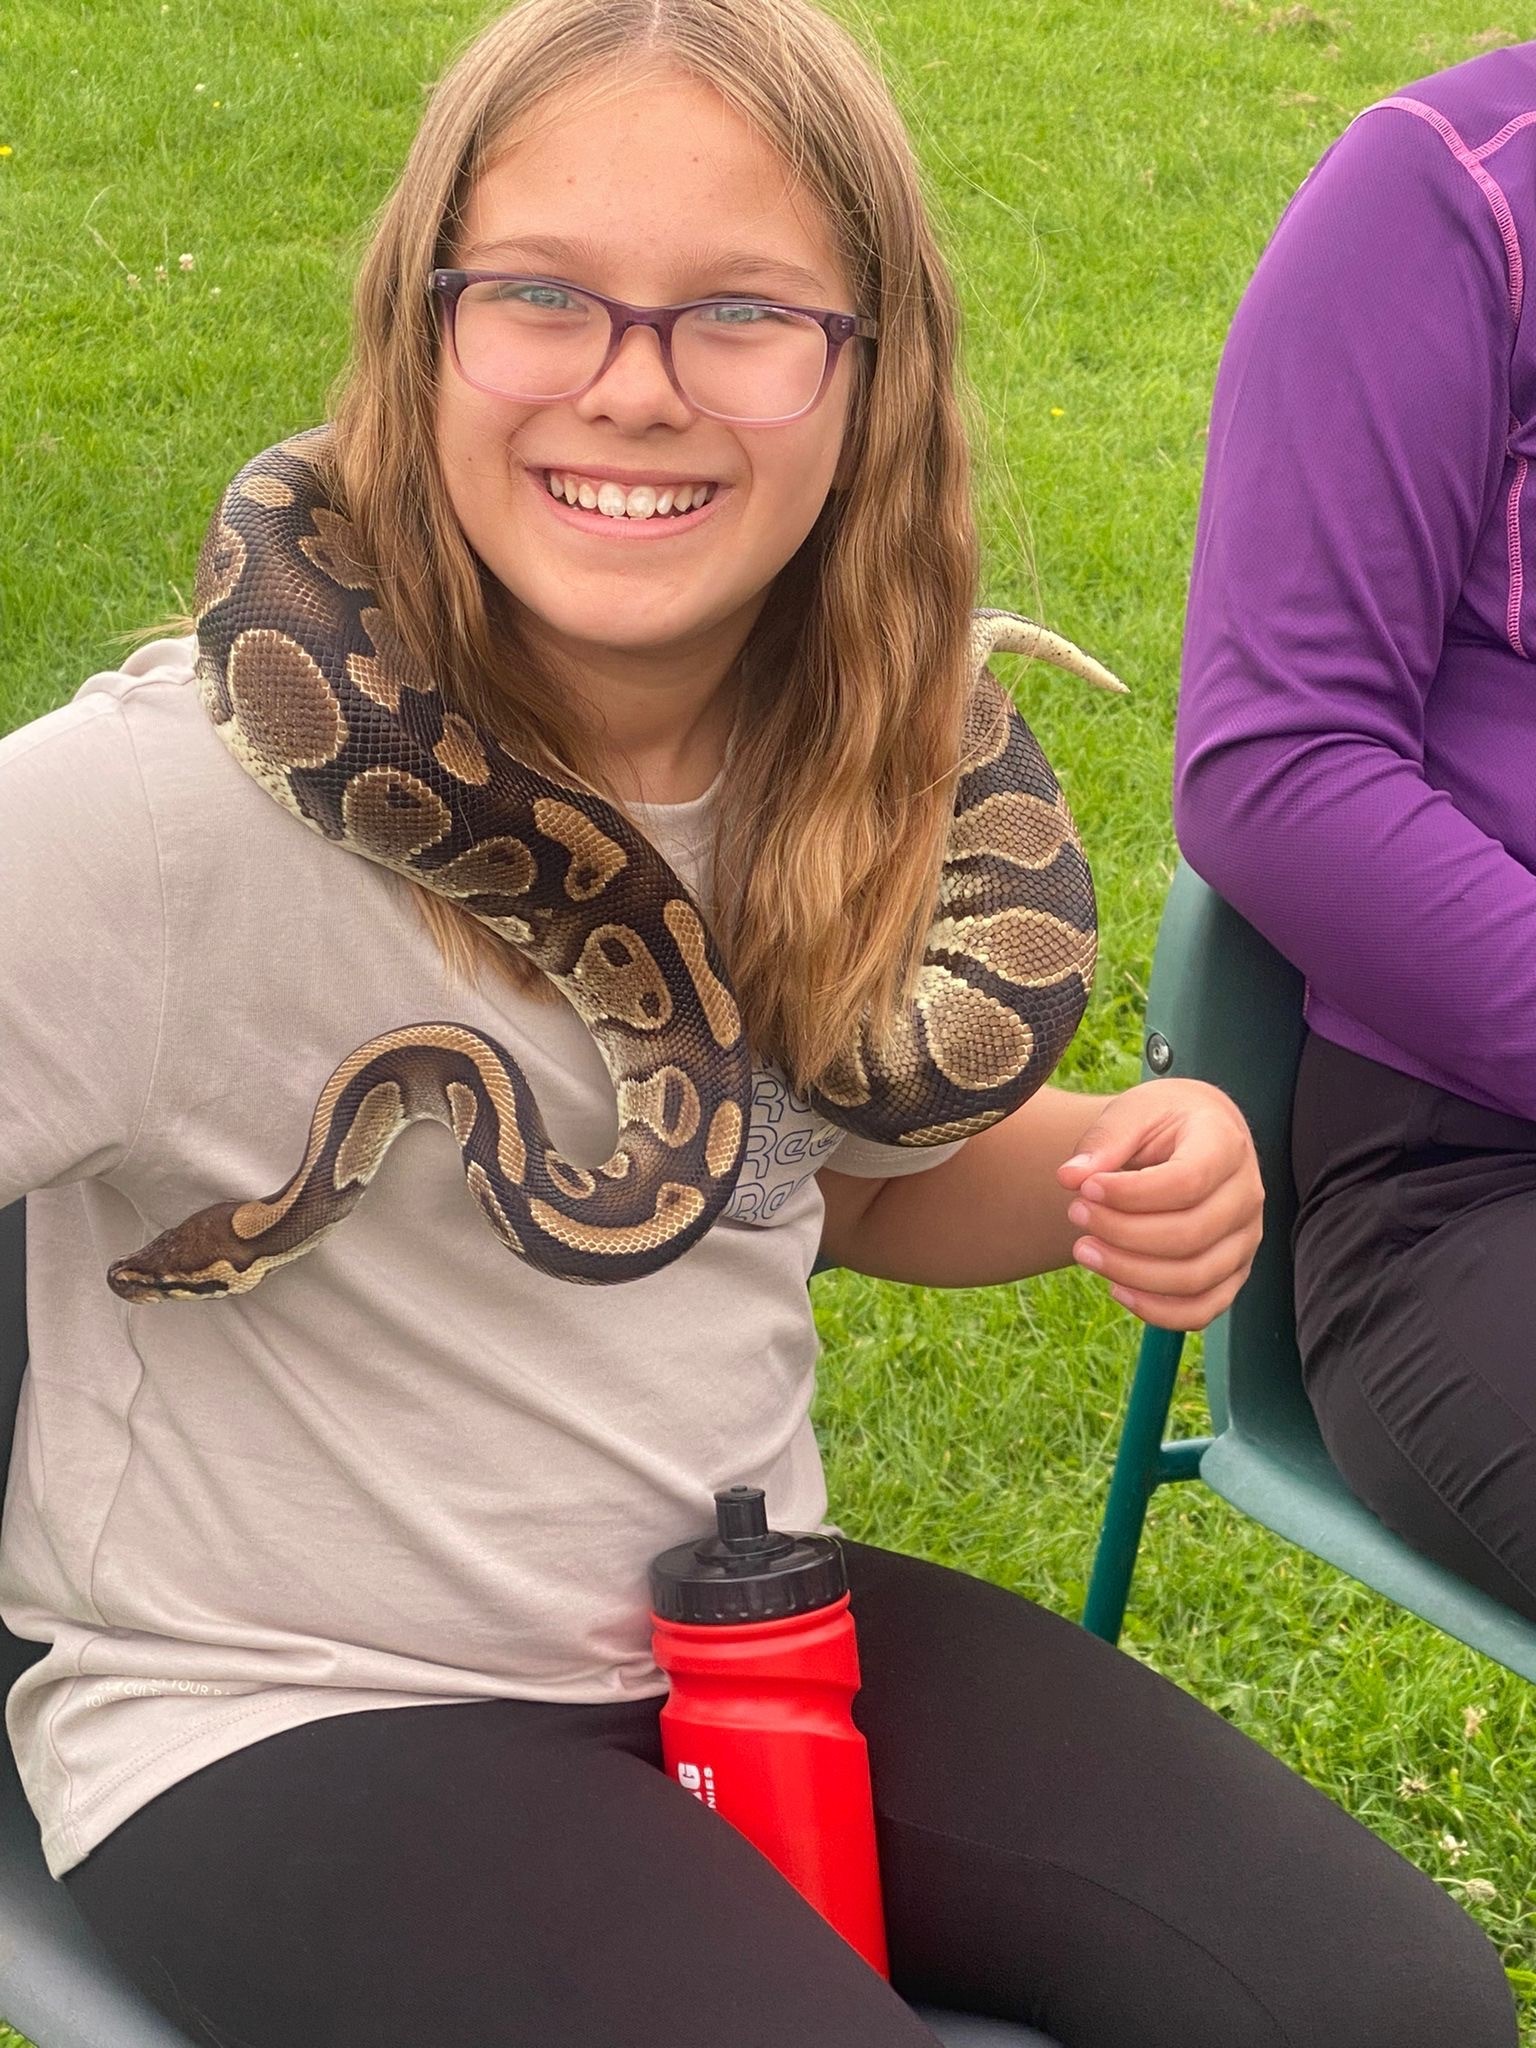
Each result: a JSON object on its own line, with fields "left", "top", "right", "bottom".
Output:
{"left": 714, "top": 1486, "right": 769, "bottom": 1547}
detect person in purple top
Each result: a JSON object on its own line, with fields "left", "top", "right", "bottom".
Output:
{"left": 1177, "top": 40, "right": 1536, "bottom": 1622}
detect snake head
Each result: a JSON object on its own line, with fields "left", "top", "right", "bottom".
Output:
{"left": 107, "top": 1203, "right": 255, "bottom": 1303}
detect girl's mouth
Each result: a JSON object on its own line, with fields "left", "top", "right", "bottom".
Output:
{"left": 528, "top": 467, "right": 727, "bottom": 540}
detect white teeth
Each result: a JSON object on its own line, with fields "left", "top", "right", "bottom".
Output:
{"left": 545, "top": 470, "right": 715, "bottom": 520}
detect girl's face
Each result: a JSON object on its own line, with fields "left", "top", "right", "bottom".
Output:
{"left": 435, "top": 69, "right": 860, "bottom": 697}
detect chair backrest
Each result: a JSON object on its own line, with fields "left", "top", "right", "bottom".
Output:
{"left": 1139, "top": 862, "right": 1317, "bottom": 1454}
{"left": 0, "top": 1199, "right": 42, "bottom": 1694}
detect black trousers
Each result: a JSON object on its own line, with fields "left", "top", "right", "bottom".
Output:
{"left": 1293, "top": 1030, "right": 1536, "bottom": 1623}
{"left": 64, "top": 1540, "right": 1513, "bottom": 2048}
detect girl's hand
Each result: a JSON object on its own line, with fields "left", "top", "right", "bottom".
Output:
{"left": 1056, "top": 1079, "right": 1263, "bottom": 1330}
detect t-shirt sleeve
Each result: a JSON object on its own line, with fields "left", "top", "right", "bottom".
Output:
{"left": 821, "top": 1131, "right": 966, "bottom": 1178}
{"left": 0, "top": 694, "right": 167, "bottom": 1202}
{"left": 1175, "top": 100, "right": 1536, "bottom": 1118}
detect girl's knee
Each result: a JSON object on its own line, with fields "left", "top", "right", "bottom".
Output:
{"left": 1317, "top": 1899, "right": 1518, "bottom": 2048}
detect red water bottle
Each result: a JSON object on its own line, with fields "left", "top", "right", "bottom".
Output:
{"left": 649, "top": 1485, "right": 889, "bottom": 1977}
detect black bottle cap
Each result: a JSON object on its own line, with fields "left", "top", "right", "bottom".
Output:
{"left": 649, "top": 1486, "right": 847, "bottom": 1625}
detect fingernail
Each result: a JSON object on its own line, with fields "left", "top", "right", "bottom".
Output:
{"left": 1062, "top": 1154, "right": 1093, "bottom": 1173}
{"left": 1067, "top": 1201, "right": 1091, "bottom": 1228}
{"left": 1082, "top": 1179, "right": 1106, "bottom": 1203}
{"left": 1110, "top": 1286, "right": 1136, "bottom": 1308}
{"left": 1074, "top": 1240, "right": 1103, "bottom": 1270}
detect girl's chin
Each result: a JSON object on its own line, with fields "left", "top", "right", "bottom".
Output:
{"left": 496, "top": 580, "right": 720, "bottom": 653}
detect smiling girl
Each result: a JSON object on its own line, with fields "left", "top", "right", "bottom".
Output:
{"left": 0, "top": 0, "right": 1515, "bottom": 2042}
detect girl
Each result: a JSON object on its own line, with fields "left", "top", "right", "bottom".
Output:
{"left": 0, "top": 1, "right": 1514, "bottom": 2042}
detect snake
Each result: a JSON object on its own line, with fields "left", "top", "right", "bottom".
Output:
{"left": 105, "top": 427, "right": 1124, "bottom": 1303}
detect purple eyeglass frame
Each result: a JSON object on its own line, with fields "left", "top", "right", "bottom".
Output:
{"left": 429, "top": 269, "right": 879, "bottom": 425}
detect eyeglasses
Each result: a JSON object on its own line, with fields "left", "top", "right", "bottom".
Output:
{"left": 430, "top": 270, "right": 878, "bottom": 426}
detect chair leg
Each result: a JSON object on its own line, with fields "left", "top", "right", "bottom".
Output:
{"left": 1082, "top": 1325, "right": 1188, "bottom": 1643}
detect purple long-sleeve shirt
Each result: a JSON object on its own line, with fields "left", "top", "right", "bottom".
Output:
{"left": 1176, "top": 43, "right": 1536, "bottom": 1123}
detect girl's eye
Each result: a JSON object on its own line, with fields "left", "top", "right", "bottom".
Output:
{"left": 495, "top": 282, "right": 573, "bottom": 308}
{"left": 699, "top": 302, "right": 785, "bottom": 326}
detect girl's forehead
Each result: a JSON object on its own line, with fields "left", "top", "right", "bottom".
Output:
{"left": 457, "top": 76, "right": 849, "bottom": 298}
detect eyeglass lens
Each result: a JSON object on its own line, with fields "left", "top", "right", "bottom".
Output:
{"left": 452, "top": 278, "right": 829, "bottom": 424}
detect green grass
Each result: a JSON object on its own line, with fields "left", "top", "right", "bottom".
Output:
{"left": 3, "top": 0, "right": 1534, "bottom": 2042}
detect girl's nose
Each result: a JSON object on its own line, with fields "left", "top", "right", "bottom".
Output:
{"left": 579, "top": 322, "right": 694, "bottom": 424}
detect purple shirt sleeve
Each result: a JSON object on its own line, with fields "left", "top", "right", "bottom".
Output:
{"left": 1175, "top": 99, "right": 1536, "bottom": 1119}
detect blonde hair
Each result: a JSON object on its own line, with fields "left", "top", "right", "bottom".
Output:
{"left": 179, "top": 0, "right": 987, "bottom": 1093}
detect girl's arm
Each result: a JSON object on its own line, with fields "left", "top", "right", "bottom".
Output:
{"left": 0, "top": 692, "right": 166, "bottom": 1205}
{"left": 817, "top": 1076, "right": 1261, "bottom": 1332}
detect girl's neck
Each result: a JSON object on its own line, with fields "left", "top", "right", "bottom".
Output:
{"left": 597, "top": 673, "right": 740, "bottom": 807}
{"left": 526, "top": 602, "right": 760, "bottom": 808}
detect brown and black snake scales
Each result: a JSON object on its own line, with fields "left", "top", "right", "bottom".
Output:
{"left": 107, "top": 426, "right": 1124, "bottom": 1300}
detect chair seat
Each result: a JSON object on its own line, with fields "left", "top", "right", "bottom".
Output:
{"left": 1, "top": 1743, "right": 195, "bottom": 2047}
{"left": 1200, "top": 1433, "right": 1536, "bottom": 1681}
{"left": 916, "top": 2008, "right": 1058, "bottom": 2045}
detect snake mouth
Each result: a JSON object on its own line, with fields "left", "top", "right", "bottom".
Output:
{"left": 107, "top": 1263, "right": 232, "bottom": 1302}
{"left": 106, "top": 1267, "right": 168, "bottom": 1301}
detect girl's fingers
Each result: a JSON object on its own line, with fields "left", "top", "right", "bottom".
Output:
{"left": 1106, "top": 1271, "right": 1248, "bottom": 1333}
{"left": 1072, "top": 1221, "right": 1259, "bottom": 1302}
{"left": 1067, "top": 1181, "right": 1260, "bottom": 1259}
{"left": 1078, "top": 1148, "right": 1243, "bottom": 1213}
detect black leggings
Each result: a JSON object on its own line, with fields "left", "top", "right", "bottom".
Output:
{"left": 1293, "top": 1030, "right": 1536, "bottom": 1623}
{"left": 65, "top": 1541, "right": 1515, "bottom": 2048}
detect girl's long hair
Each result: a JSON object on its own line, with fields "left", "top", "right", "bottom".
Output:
{"left": 270, "top": 0, "right": 985, "bottom": 1091}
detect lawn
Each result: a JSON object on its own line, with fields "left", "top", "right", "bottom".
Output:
{"left": 2, "top": 0, "right": 1533, "bottom": 2041}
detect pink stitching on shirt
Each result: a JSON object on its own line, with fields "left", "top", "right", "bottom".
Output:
{"left": 1472, "top": 110, "right": 1536, "bottom": 165}
{"left": 1507, "top": 448, "right": 1528, "bottom": 656}
{"left": 1374, "top": 96, "right": 1532, "bottom": 659}
{"left": 1377, "top": 97, "right": 1524, "bottom": 323}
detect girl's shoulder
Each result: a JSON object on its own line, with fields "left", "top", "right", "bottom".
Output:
{"left": 2, "top": 634, "right": 302, "bottom": 866}
{"left": 0, "top": 633, "right": 405, "bottom": 994}
{"left": 66, "top": 632, "right": 204, "bottom": 753}
{"left": 2, "top": 634, "right": 204, "bottom": 798}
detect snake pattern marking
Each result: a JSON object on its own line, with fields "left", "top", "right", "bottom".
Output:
{"left": 107, "top": 426, "right": 1124, "bottom": 1302}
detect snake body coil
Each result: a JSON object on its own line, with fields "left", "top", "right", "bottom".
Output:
{"left": 107, "top": 428, "right": 1121, "bottom": 1301}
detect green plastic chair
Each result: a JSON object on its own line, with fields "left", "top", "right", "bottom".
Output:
{"left": 0, "top": 1199, "right": 1052, "bottom": 2048}
{"left": 1081, "top": 860, "right": 1536, "bottom": 1681}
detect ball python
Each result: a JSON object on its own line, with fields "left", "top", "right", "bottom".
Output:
{"left": 106, "top": 427, "right": 1124, "bottom": 1302}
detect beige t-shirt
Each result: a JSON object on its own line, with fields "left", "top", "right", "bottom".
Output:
{"left": 0, "top": 636, "right": 959, "bottom": 1878}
